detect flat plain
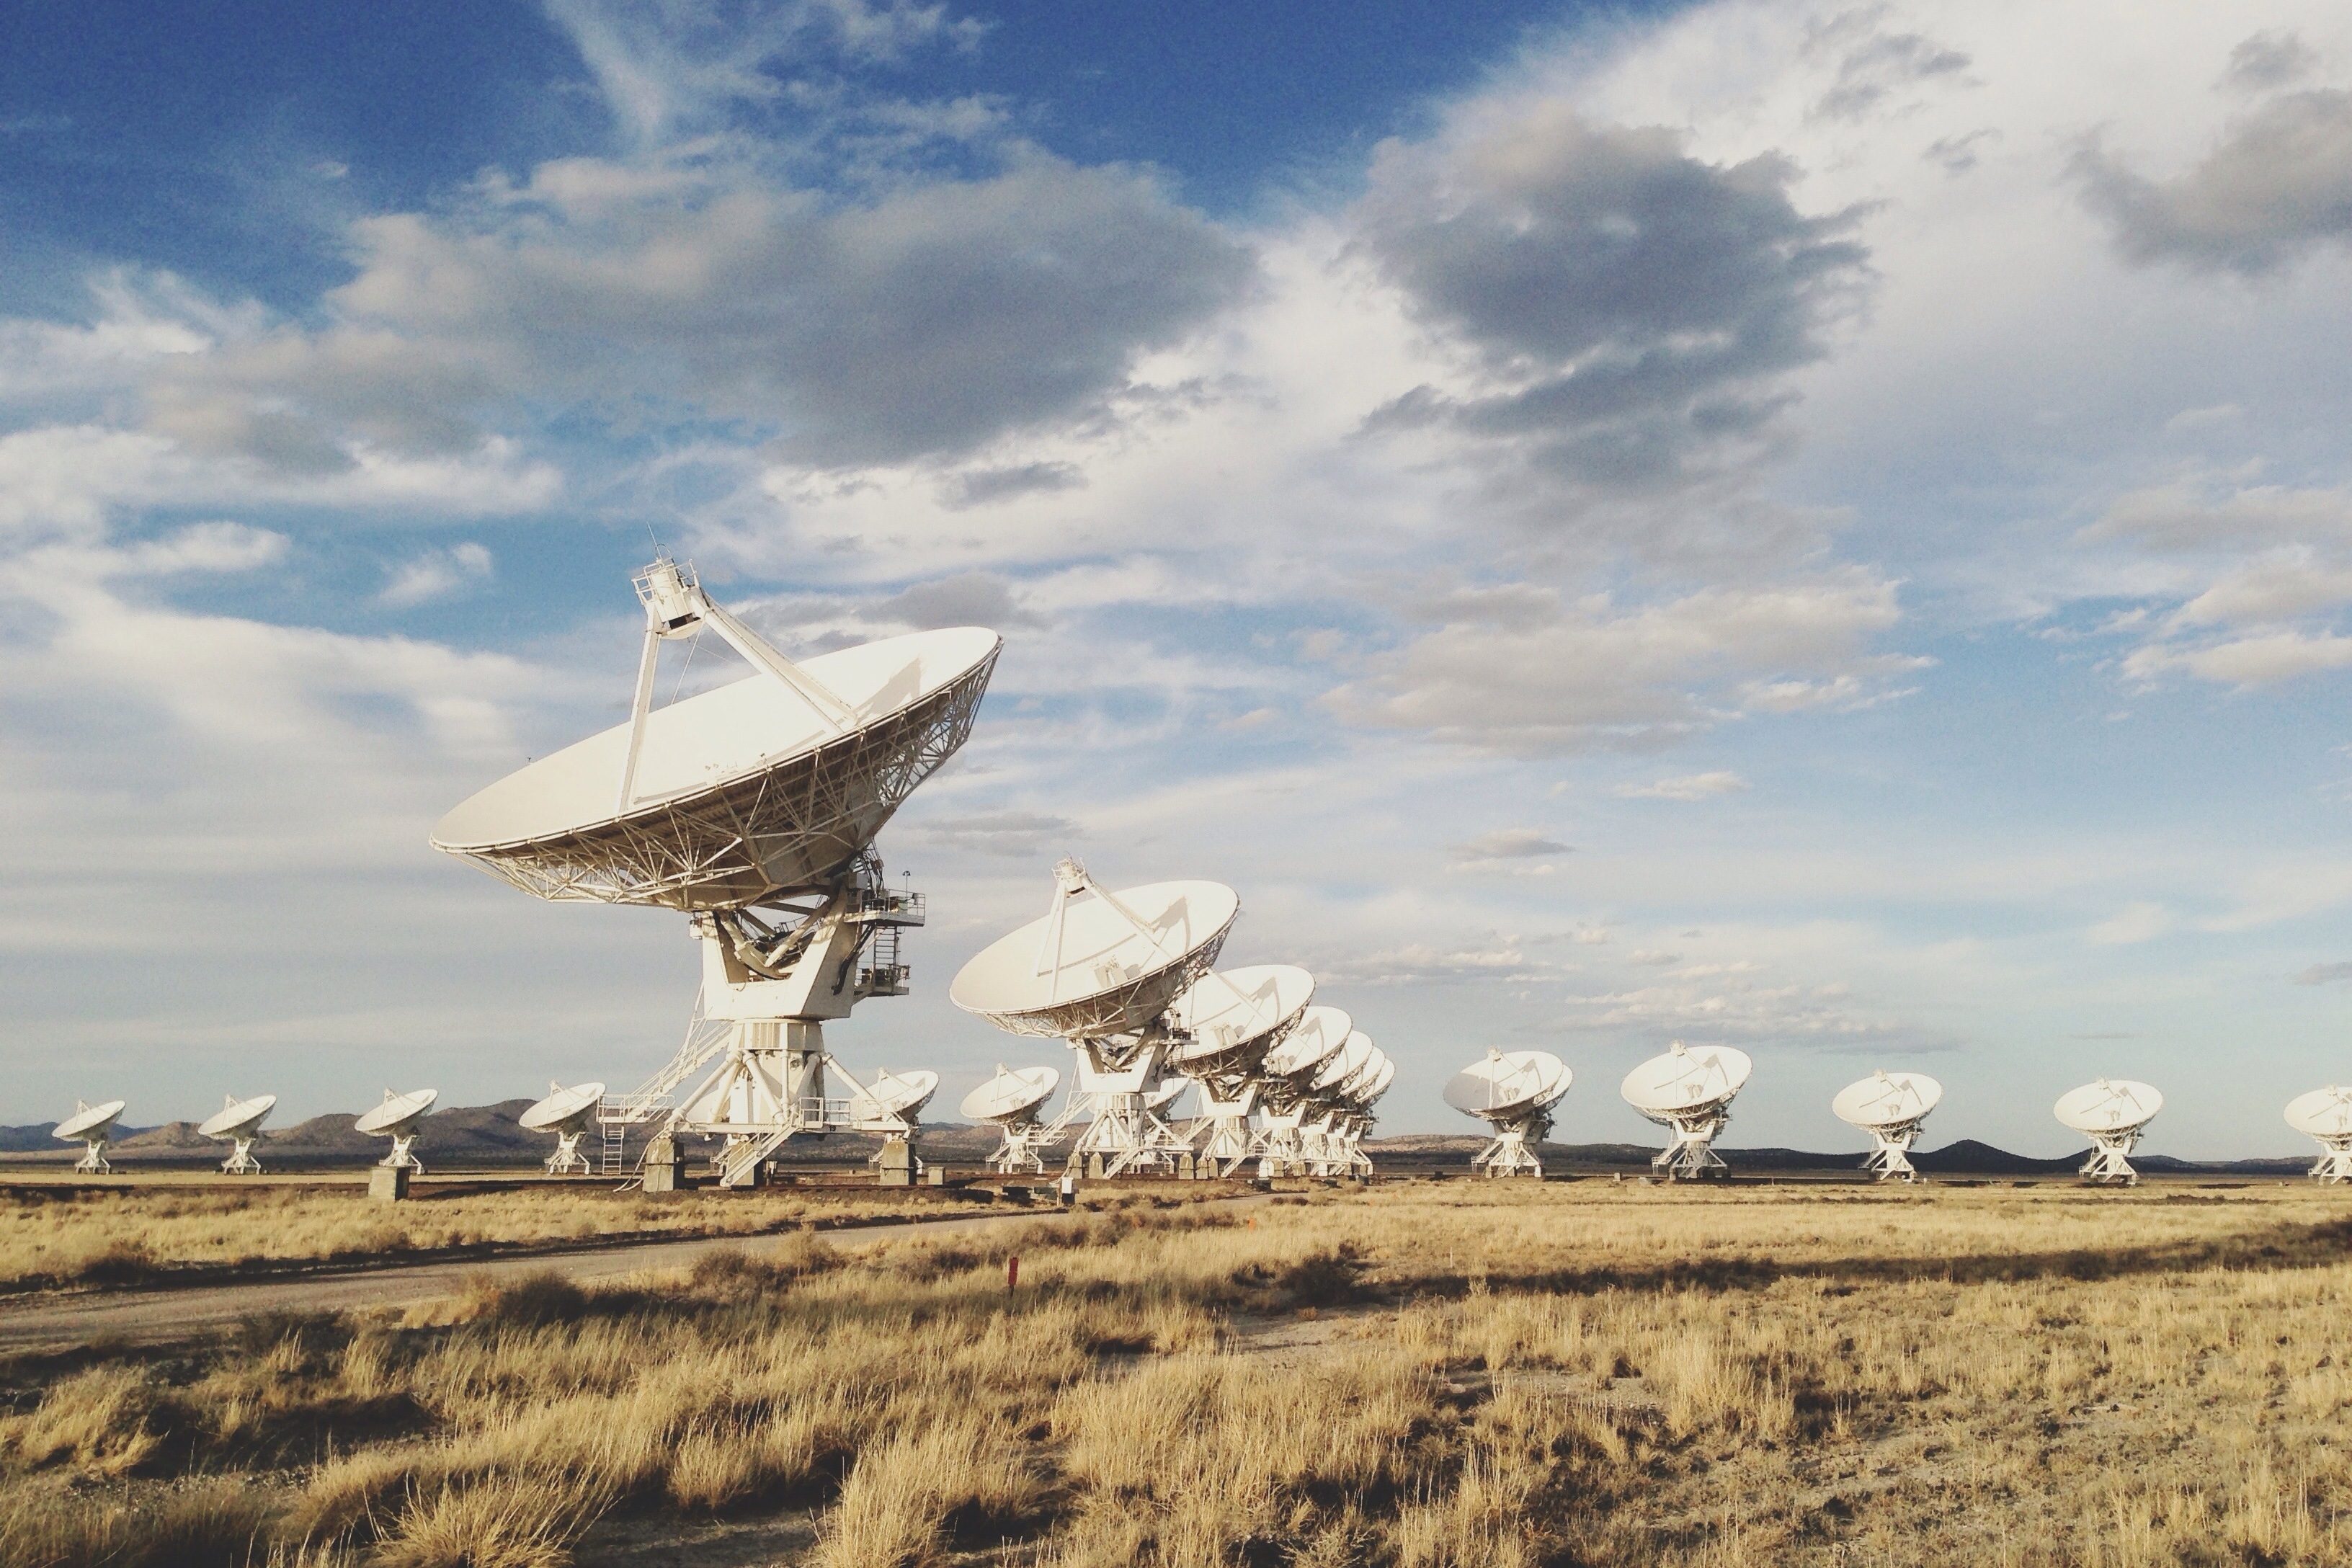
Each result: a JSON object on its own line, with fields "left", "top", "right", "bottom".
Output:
{"left": 2, "top": 1177, "right": 2348, "bottom": 1567}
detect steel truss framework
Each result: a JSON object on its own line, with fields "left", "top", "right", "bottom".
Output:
{"left": 2309, "top": 1136, "right": 2352, "bottom": 1185}
{"left": 541, "top": 1131, "right": 592, "bottom": 1175}
{"left": 1650, "top": 1108, "right": 1733, "bottom": 1180}
{"left": 218, "top": 1136, "right": 263, "bottom": 1175}
{"left": 1859, "top": 1120, "right": 1928, "bottom": 1182}
{"left": 2079, "top": 1128, "right": 2145, "bottom": 1185}
{"left": 70, "top": 1139, "right": 112, "bottom": 1175}
{"left": 440, "top": 656, "right": 994, "bottom": 912}
{"left": 1472, "top": 1109, "right": 1552, "bottom": 1178}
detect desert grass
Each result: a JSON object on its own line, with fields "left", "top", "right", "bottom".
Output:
{"left": 1, "top": 1182, "right": 2348, "bottom": 1565}
{"left": 0, "top": 1180, "right": 994, "bottom": 1293}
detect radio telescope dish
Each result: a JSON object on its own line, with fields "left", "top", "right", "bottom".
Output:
{"left": 520, "top": 1082, "right": 606, "bottom": 1176}
{"left": 1832, "top": 1071, "right": 1942, "bottom": 1182}
{"left": 433, "top": 632, "right": 1000, "bottom": 913}
{"left": 1170, "top": 964, "right": 1313, "bottom": 1077}
{"left": 950, "top": 861, "right": 1238, "bottom": 1048}
{"left": 356, "top": 1089, "right": 437, "bottom": 1173}
{"left": 1310, "top": 1032, "right": 1376, "bottom": 1097}
{"left": 197, "top": 1093, "right": 276, "bottom": 1176}
{"left": 54, "top": 1099, "right": 126, "bottom": 1175}
{"left": 1446, "top": 1051, "right": 1567, "bottom": 1118}
{"left": 960, "top": 1064, "right": 1061, "bottom": 1175}
{"left": 1262, "top": 1005, "right": 1352, "bottom": 1084}
{"left": 2286, "top": 1086, "right": 2352, "bottom": 1185}
{"left": 850, "top": 1069, "right": 938, "bottom": 1130}
{"left": 961, "top": 1064, "right": 1059, "bottom": 1124}
{"left": 433, "top": 558, "right": 997, "bottom": 1191}
{"left": 2054, "top": 1078, "right": 2161, "bottom": 1185}
{"left": 1446, "top": 1051, "right": 1568, "bottom": 1177}
{"left": 1622, "top": 1041, "right": 1751, "bottom": 1180}
{"left": 1350, "top": 1054, "right": 1397, "bottom": 1107}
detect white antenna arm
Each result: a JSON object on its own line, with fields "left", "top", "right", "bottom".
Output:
{"left": 615, "top": 623, "right": 663, "bottom": 813}
{"left": 693, "top": 594, "right": 859, "bottom": 732}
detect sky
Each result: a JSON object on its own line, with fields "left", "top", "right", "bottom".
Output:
{"left": 5, "top": 0, "right": 2352, "bottom": 1159}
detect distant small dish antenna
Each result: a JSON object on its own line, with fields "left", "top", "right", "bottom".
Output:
{"left": 54, "top": 1099, "right": 126, "bottom": 1175}
{"left": 1832, "top": 1071, "right": 1943, "bottom": 1183}
{"left": 1622, "top": 1041, "right": 1752, "bottom": 1180}
{"left": 197, "top": 1093, "right": 277, "bottom": 1176}
{"left": 355, "top": 1088, "right": 437, "bottom": 1173}
{"left": 520, "top": 1082, "right": 606, "bottom": 1176}
{"left": 959, "top": 1064, "right": 1061, "bottom": 1173}
{"left": 2284, "top": 1086, "right": 2352, "bottom": 1185}
{"left": 1170, "top": 964, "right": 1314, "bottom": 1177}
{"left": 1446, "top": 1050, "right": 1570, "bottom": 1177}
{"left": 2053, "top": 1078, "right": 2161, "bottom": 1185}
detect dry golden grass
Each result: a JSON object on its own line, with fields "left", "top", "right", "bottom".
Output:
{"left": 1, "top": 1180, "right": 2348, "bottom": 1565}
{"left": 0, "top": 1181, "right": 972, "bottom": 1291}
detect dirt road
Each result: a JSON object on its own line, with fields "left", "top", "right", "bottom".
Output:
{"left": 0, "top": 1203, "right": 1073, "bottom": 1357}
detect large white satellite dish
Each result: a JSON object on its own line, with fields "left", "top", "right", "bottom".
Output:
{"left": 197, "top": 1093, "right": 276, "bottom": 1176}
{"left": 1309, "top": 1032, "right": 1376, "bottom": 1097}
{"left": 1623, "top": 1041, "right": 1752, "bottom": 1180}
{"left": 355, "top": 1088, "right": 437, "bottom": 1174}
{"left": 432, "top": 557, "right": 999, "bottom": 1191}
{"left": 1169, "top": 964, "right": 1313, "bottom": 1079}
{"left": 1446, "top": 1050, "right": 1569, "bottom": 1177}
{"left": 54, "top": 1099, "right": 126, "bottom": 1175}
{"left": 950, "top": 859, "right": 1237, "bottom": 1180}
{"left": 959, "top": 1064, "right": 1061, "bottom": 1175}
{"left": 2054, "top": 1078, "right": 2162, "bottom": 1185}
{"left": 950, "top": 861, "right": 1238, "bottom": 1050}
{"left": 1832, "top": 1071, "right": 1943, "bottom": 1183}
{"left": 2286, "top": 1086, "right": 2352, "bottom": 1185}
{"left": 520, "top": 1082, "right": 607, "bottom": 1176}
{"left": 1260, "top": 1005, "right": 1352, "bottom": 1087}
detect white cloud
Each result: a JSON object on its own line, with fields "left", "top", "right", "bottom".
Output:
{"left": 382, "top": 543, "right": 496, "bottom": 607}
{"left": 2088, "top": 901, "right": 2174, "bottom": 945}
{"left": 1448, "top": 827, "right": 1572, "bottom": 862}
{"left": 1617, "top": 770, "right": 1752, "bottom": 800}
{"left": 1324, "top": 573, "right": 1907, "bottom": 754}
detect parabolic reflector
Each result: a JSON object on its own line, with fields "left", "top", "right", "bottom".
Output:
{"left": 960, "top": 1065, "right": 1060, "bottom": 1126}
{"left": 520, "top": 1082, "right": 607, "bottom": 1133}
{"left": 1170, "top": 964, "right": 1314, "bottom": 1072}
{"left": 1351, "top": 1056, "right": 1397, "bottom": 1107}
{"left": 199, "top": 1095, "right": 277, "bottom": 1141}
{"left": 355, "top": 1090, "right": 438, "bottom": 1138}
{"left": 850, "top": 1069, "right": 939, "bottom": 1126}
{"left": 1262, "top": 1005, "right": 1352, "bottom": 1079}
{"left": 434, "top": 627, "right": 1000, "bottom": 911}
{"left": 1621, "top": 1043, "right": 1752, "bottom": 1120}
{"left": 950, "top": 876, "right": 1239, "bottom": 1041}
{"left": 1311, "top": 1032, "right": 1376, "bottom": 1095}
{"left": 1832, "top": 1072, "right": 1943, "bottom": 1131}
{"left": 55, "top": 1100, "right": 126, "bottom": 1141}
{"left": 2286, "top": 1086, "right": 2352, "bottom": 1139}
{"left": 2054, "top": 1079, "right": 2162, "bottom": 1135}
{"left": 1445, "top": 1051, "right": 1569, "bottom": 1121}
